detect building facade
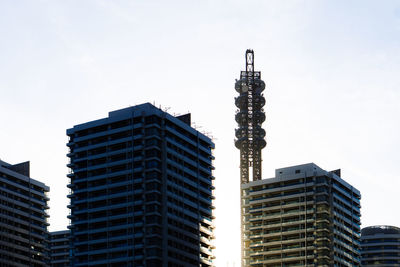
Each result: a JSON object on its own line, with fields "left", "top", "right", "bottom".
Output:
{"left": 361, "top": 225, "right": 400, "bottom": 266}
{"left": 67, "top": 103, "right": 215, "bottom": 267}
{"left": 242, "top": 163, "right": 361, "bottom": 266}
{"left": 0, "top": 160, "right": 49, "bottom": 266}
{"left": 49, "top": 230, "right": 70, "bottom": 267}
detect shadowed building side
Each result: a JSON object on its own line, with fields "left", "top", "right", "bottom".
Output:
{"left": 0, "top": 160, "right": 49, "bottom": 266}
{"left": 49, "top": 230, "right": 70, "bottom": 267}
{"left": 67, "top": 103, "right": 215, "bottom": 267}
{"left": 361, "top": 225, "right": 400, "bottom": 266}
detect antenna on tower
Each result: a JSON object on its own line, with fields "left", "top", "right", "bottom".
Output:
{"left": 235, "top": 50, "right": 267, "bottom": 267}
{"left": 234, "top": 49, "right": 266, "bottom": 183}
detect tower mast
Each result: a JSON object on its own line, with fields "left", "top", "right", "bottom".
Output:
{"left": 235, "top": 49, "right": 266, "bottom": 182}
{"left": 235, "top": 49, "right": 266, "bottom": 266}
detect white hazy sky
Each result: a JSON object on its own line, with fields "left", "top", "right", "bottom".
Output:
{"left": 1, "top": 1, "right": 400, "bottom": 266}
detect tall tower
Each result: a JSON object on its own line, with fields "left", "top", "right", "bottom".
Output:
{"left": 235, "top": 49, "right": 266, "bottom": 183}
{"left": 235, "top": 50, "right": 266, "bottom": 266}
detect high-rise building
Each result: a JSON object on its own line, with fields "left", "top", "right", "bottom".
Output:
{"left": 241, "top": 163, "right": 361, "bottom": 266}
{"left": 66, "top": 103, "right": 215, "bottom": 267}
{"left": 0, "top": 160, "right": 49, "bottom": 266}
{"left": 361, "top": 225, "right": 400, "bottom": 266}
{"left": 49, "top": 230, "right": 70, "bottom": 267}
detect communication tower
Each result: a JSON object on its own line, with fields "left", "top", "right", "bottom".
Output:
{"left": 235, "top": 49, "right": 266, "bottom": 266}
{"left": 235, "top": 49, "right": 266, "bottom": 183}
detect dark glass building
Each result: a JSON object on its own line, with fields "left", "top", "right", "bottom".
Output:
{"left": 49, "top": 230, "right": 70, "bottom": 267}
{"left": 361, "top": 225, "right": 400, "bottom": 266}
{"left": 66, "top": 103, "right": 215, "bottom": 267}
{"left": 0, "top": 160, "right": 49, "bottom": 266}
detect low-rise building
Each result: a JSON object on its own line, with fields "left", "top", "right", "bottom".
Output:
{"left": 361, "top": 225, "right": 400, "bottom": 266}
{"left": 49, "top": 230, "right": 70, "bottom": 267}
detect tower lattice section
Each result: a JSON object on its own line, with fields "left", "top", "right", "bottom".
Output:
{"left": 235, "top": 49, "right": 266, "bottom": 184}
{"left": 235, "top": 49, "right": 266, "bottom": 267}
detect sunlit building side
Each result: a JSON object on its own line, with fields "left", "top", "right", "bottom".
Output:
{"left": 242, "top": 163, "right": 361, "bottom": 266}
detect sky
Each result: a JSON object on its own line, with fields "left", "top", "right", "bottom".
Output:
{"left": 1, "top": 0, "right": 400, "bottom": 266}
